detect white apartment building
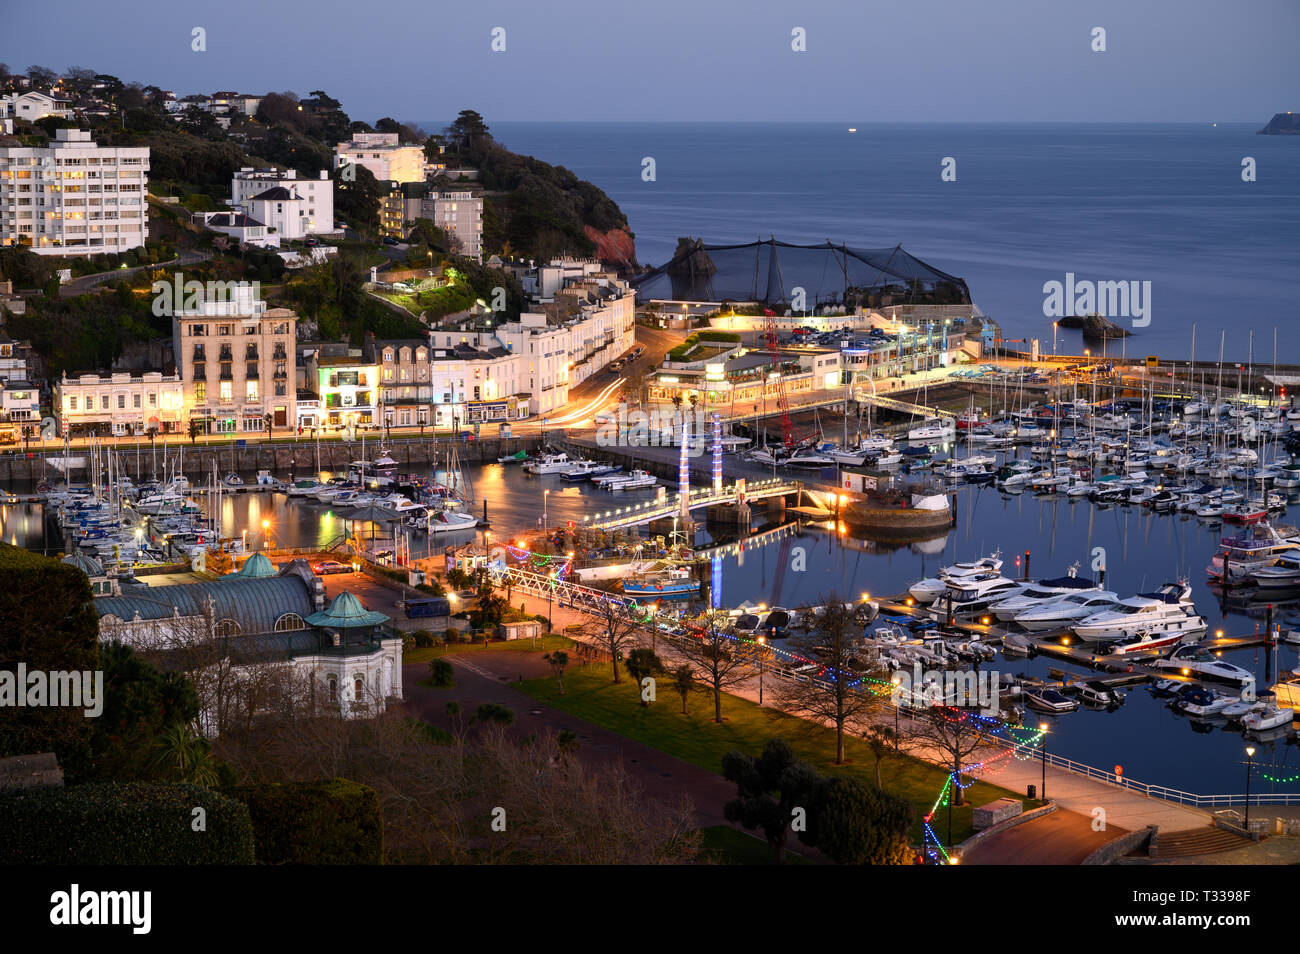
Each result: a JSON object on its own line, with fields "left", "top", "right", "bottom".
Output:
{"left": 55, "top": 371, "right": 185, "bottom": 437}
{"left": 231, "top": 168, "right": 334, "bottom": 238}
{"left": 172, "top": 287, "right": 297, "bottom": 435}
{"left": 335, "top": 132, "right": 424, "bottom": 184}
{"left": 0, "top": 129, "right": 149, "bottom": 255}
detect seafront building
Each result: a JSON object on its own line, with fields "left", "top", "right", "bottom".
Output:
{"left": 0, "top": 128, "right": 149, "bottom": 255}
{"left": 171, "top": 286, "right": 297, "bottom": 436}
{"left": 397, "top": 183, "right": 484, "bottom": 259}
{"left": 53, "top": 371, "right": 185, "bottom": 437}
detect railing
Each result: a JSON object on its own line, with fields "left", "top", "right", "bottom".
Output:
{"left": 582, "top": 479, "right": 797, "bottom": 530}
{"left": 1008, "top": 740, "right": 1300, "bottom": 807}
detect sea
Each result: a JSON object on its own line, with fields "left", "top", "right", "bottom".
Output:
{"left": 450, "top": 121, "right": 1300, "bottom": 364}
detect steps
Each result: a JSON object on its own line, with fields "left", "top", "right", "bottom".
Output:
{"left": 1149, "top": 826, "right": 1255, "bottom": 858}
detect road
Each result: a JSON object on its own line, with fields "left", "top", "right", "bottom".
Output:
{"left": 58, "top": 248, "right": 211, "bottom": 298}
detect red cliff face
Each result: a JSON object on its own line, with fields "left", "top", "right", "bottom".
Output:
{"left": 585, "top": 225, "right": 638, "bottom": 274}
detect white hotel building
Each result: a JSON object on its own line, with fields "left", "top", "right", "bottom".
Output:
{"left": 230, "top": 167, "right": 334, "bottom": 239}
{"left": 54, "top": 371, "right": 185, "bottom": 437}
{"left": 0, "top": 129, "right": 149, "bottom": 255}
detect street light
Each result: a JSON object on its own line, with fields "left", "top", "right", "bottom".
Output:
{"left": 757, "top": 634, "right": 766, "bottom": 705}
{"left": 261, "top": 517, "right": 271, "bottom": 551}
{"left": 543, "top": 489, "right": 550, "bottom": 530}
{"left": 1245, "top": 744, "right": 1256, "bottom": 829}
{"left": 1039, "top": 722, "right": 1050, "bottom": 801}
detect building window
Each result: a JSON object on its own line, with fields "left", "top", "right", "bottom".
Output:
{"left": 274, "top": 613, "right": 307, "bottom": 631}
{"left": 133, "top": 393, "right": 141, "bottom": 409}
{"left": 246, "top": 381, "right": 258, "bottom": 402}
{"left": 215, "top": 618, "right": 242, "bottom": 637}
{"left": 117, "top": 394, "right": 125, "bottom": 409}
{"left": 69, "top": 396, "right": 78, "bottom": 410}
{"left": 220, "top": 381, "right": 232, "bottom": 402}
{"left": 195, "top": 381, "right": 206, "bottom": 403}
{"left": 354, "top": 676, "right": 364, "bottom": 702}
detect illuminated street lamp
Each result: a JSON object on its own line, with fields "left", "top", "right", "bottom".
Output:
{"left": 1039, "top": 722, "right": 1050, "bottom": 801}
{"left": 261, "top": 518, "right": 271, "bottom": 551}
{"left": 1245, "top": 745, "right": 1257, "bottom": 829}
{"left": 757, "top": 634, "right": 766, "bottom": 705}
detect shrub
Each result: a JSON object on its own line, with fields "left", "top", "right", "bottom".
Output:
{"left": 0, "top": 782, "right": 254, "bottom": 864}
{"left": 427, "top": 659, "right": 455, "bottom": 688}
{"left": 411, "top": 629, "right": 437, "bottom": 649}
{"left": 227, "top": 778, "right": 383, "bottom": 865}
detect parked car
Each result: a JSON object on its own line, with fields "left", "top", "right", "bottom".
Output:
{"left": 312, "top": 560, "right": 351, "bottom": 575}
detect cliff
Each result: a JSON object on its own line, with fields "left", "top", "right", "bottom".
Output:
{"left": 1259, "top": 112, "right": 1300, "bottom": 135}
{"left": 584, "top": 225, "right": 638, "bottom": 274}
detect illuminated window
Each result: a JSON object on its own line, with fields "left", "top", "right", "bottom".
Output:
{"left": 246, "top": 381, "right": 258, "bottom": 402}
{"left": 220, "top": 381, "right": 232, "bottom": 402}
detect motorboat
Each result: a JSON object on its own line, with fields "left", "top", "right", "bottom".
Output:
{"left": 523, "top": 453, "right": 570, "bottom": 475}
{"left": 907, "top": 552, "right": 1004, "bottom": 604}
{"left": 988, "top": 569, "right": 1099, "bottom": 622}
{"left": 223, "top": 472, "right": 245, "bottom": 487}
{"left": 1175, "top": 686, "right": 1235, "bottom": 717}
{"left": 421, "top": 509, "right": 479, "bottom": 534}
{"left": 1248, "top": 548, "right": 1300, "bottom": 589}
{"left": 1152, "top": 644, "right": 1256, "bottom": 690}
{"left": 927, "top": 575, "right": 1024, "bottom": 621}
{"left": 604, "top": 469, "right": 657, "bottom": 491}
{"left": 1012, "top": 590, "right": 1121, "bottom": 631}
{"left": 1075, "top": 681, "right": 1125, "bottom": 708}
{"left": 1024, "top": 688, "right": 1079, "bottom": 714}
{"left": 1072, "top": 583, "right": 1203, "bottom": 641}
{"left": 286, "top": 477, "right": 324, "bottom": 496}
{"left": 1207, "top": 523, "right": 1300, "bottom": 583}
{"left": 1104, "top": 628, "right": 1198, "bottom": 656}
{"left": 907, "top": 417, "right": 956, "bottom": 442}
{"left": 1241, "top": 695, "right": 1294, "bottom": 732}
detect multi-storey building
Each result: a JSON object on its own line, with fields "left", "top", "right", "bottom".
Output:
{"left": 54, "top": 371, "right": 185, "bottom": 437}
{"left": 172, "top": 287, "right": 297, "bottom": 435}
{"left": 0, "top": 129, "right": 149, "bottom": 255}
{"left": 334, "top": 132, "right": 424, "bottom": 184}
{"left": 307, "top": 350, "right": 377, "bottom": 430}
{"left": 230, "top": 167, "right": 334, "bottom": 238}
{"left": 365, "top": 336, "right": 431, "bottom": 429}
{"left": 400, "top": 184, "right": 483, "bottom": 259}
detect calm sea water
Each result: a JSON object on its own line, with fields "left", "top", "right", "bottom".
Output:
{"left": 463, "top": 121, "right": 1300, "bottom": 363}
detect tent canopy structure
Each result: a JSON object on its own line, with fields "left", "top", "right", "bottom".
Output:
{"left": 630, "top": 238, "right": 971, "bottom": 308}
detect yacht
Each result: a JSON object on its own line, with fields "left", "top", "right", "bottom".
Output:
{"left": 1175, "top": 686, "right": 1236, "bottom": 718}
{"left": 1104, "top": 628, "right": 1199, "bottom": 656}
{"left": 559, "top": 459, "right": 607, "bottom": 480}
{"left": 1076, "top": 681, "right": 1125, "bottom": 708}
{"left": 1206, "top": 522, "right": 1300, "bottom": 583}
{"left": 1071, "top": 583, "right": 1203, "bottom": 642}
{"left": 1241, "top": 696, "right": 1294, "bottom": 732}
{"left": 907, "top": 417, "right": 956, "bottom": 442}
{"left": 1152, "top": 644, "right": 1256, "bottom": 690}
{"left": 926, "top": 575, "right": 1024, "bottom": 620}
{"left": 422, "top": 508, "right": 479, "bottom": 534}
{"left": 523, "top": 453, "right": 570, "bottom": 475}
{"left": 286, "top": 477, "right": 324, "bottom": 496}
{"left": 1012, "top": 590, "right": 1121, "bottom": 632}
{"left": 988, "top": 570, "right": 1099, "bottom": 622}
{"left": 907, "top": 552, "right": 1004, "bottom": 604}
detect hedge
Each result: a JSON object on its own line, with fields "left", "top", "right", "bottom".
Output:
{"left": 228, "top": 778, "right": 383, "bottom": 865}
{"left": 0, "top": 782, "right": 255, "bottom": 865}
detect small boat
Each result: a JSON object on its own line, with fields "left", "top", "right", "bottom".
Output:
{"left": 287, "top": 477, "right": 324, "bottom": 496}
{"left": 523, "top": 453, "right": 570, "bottom": 475}
{"left": 560, "top": 459, "right": 607, "bottom": 480}
{"left": 1242, "top": 696, "right": 1295, "bottom": 731}
{"left": 223, "top": 472, "right": 245, "bottom": 487}
{"left": 1175, "top": 686, "right": 1235, "bottom": 717}
{"left": 622, "top": 565, "right": 700, "bottom": 598}
{"left": 1075, "top": 680, "right": 1125, "bottom": 708}
{"left": 1024, "top": 688, "right": 1079, "bottom": 713}
{"left": 498, "top": 450, "right": 529, "bottom": 464}
{"left": 255, "top": 469, "right": 279, "bottom": 488}
{"left": 604, "top": 469, "right": 657, "bottom": 491}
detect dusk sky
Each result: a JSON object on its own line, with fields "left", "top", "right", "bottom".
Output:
{"left": 2, "top": 0, "right": 1297, "bottom": 125}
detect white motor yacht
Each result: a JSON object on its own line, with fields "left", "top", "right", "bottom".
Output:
{"left": 523, "top": 453, "right": 570, "bottom": 475}
{"left": 1072, "top": 583, "right": 1203, "bottom": 641}
{"left": 907, "top": 552, "right": 1004, "bottom": 604}
{"left": 926, "top": 575, "right": 1024, "bottom": 620}
{"left": 1152, "top": 644, "right": 1256, "bottom": 690}
{"left": 1012, "top": 590, "right": 1121, "bottom": 631}
{"left": 989, "top": 569, "right": 1099, "bottom": 622}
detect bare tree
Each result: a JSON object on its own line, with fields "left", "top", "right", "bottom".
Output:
{"left": 676, "top": 612, "right": 755, "bottom": 724}
{"left": 775, "top": 596, "right": 884, "bottom": 765}
{"left": 910, "top": 707, "right": 991, "bottom": 807}
{"left": 580, "top": 597, "right": 641, "bottom": 684}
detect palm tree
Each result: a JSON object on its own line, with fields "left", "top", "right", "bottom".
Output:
{"left": 188, "top": 419, "right": 203, "bottom": 445}
{"left": 263, "top": 411, "right": 274, "bottom": 443}
{"left": 155, "top": 723, "right": 219, "bottom": 787}
{"left": 672, "top": 665, "right": 693, "bottom": 715}
{"left": 543, "top": 650, "right": 569, "bottom": 695}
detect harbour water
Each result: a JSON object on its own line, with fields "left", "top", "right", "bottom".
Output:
{"left": 474, "top": 121, "right": 1300, "bottom": 362}
{"left": 9, "top": 456, "right": 1300, "bottom": 796}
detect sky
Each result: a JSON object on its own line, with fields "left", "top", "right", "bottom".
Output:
{"left": 1, "top": 0, "right": 1296, "bottom": 126}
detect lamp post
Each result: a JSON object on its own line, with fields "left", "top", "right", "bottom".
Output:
{"left": 261, "top": 517, "right": 271, "bottom": 551}
{"left": 543, "top": 489, "right": 550, "bottom": 531}
{"left": 1245, "top": 744, "right": 1256, "bottom": 829}
{"left": 1039, "top": 722, "right": 1049, "bottom": 801}
{"left": 757, "top": 634, "right": 766, "bottom": 705}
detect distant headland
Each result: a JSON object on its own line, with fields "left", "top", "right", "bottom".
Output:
{"left": 1258, "top": 112, "right": 1300, "bottom": 135}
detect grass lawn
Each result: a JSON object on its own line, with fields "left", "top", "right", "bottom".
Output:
{"left": 518, "top": 667, "right": 1023, "bottom": 845}
{"left": 698, "top": 826, "right": 815, "bottom": 865}
{"left": 404, "top": 635, "right": 575, "bottom": 667}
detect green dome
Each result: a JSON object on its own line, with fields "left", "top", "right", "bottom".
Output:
{"left": 305, "top": 590, "right": 389, "bottom": 628}
{"left": 225, "top": 551, "right": 277, "bottom": 580}
{"left": 62, "top": 551, "right": 105, "bottom": 577}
